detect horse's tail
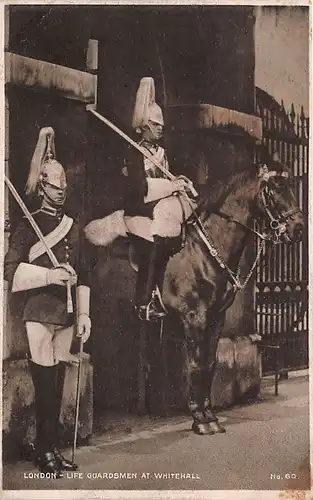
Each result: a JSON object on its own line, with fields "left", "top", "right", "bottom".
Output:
{"left": 84, "top": 210, "right": 128, "bottom": 247}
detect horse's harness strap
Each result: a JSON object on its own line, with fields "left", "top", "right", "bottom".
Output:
{"left": 193, "top": 220, "right": 265, "bottom": 291}
{"left": 193, "top": 221, "right": 227, "bottom": 269}
{"left": 213, "top": 210, "right": 270, "bottom": 241}
{"left": 176, "top": 193, "right": 187, "bottom": 248}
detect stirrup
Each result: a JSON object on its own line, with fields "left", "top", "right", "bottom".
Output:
{"left": 154, "top": 286, "right": 167, "bottom": 313}
{"left": 138, "top": 289, "right": 167, "bottom": 322}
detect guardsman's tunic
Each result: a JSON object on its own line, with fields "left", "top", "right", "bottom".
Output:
{"left": 4, "top": 208, "right": 90, "bottom": 326}
{"left": 124, "top": 142, "right": 195, "bottom": 239}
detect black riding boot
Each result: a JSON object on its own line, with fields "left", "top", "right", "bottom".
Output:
{"left": 52, "top": 362, "right": 78, "bottom": 471}
{"left": 138, "top": 236, "right": 172, "bottom": 321}
{"left": 29, "top": 361, "right": 62, "bottom": 477}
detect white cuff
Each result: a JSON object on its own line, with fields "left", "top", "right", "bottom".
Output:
{"left": 144, "top": 178, "right": 174, "bottom": 203}
{"left": 76, "top": 285, "right": 90, "bottom": 316}
{"left": 12, "top": 263, "right": 49, "bottom": 292}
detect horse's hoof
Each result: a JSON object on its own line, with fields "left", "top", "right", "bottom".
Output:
{"left": 191, "top": 422, "right": 215, "bottom": 435}
{"left": 207, "top": 420, "right": 226, "bottom": 434}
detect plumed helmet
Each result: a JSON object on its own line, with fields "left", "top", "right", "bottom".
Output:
{"left": 25, "top": 127, "right": 67, "bottom": 196}
{"left": 132, "top": 77, "right": 164, "bottom": 133}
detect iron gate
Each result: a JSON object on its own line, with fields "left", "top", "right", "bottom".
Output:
{"left": 255, "top": 88, "right": 309, "bottom": 375}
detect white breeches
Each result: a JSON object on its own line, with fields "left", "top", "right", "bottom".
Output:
{"left": 84, "top": 196, "right": 197, "bottom": 246}
{"left": 25, "top": 322, "right": 73, "bottom": 366}
{"left": 151, "top": 195, "right": 195, "bottom": 237}
{"left": 125, "top": 195, "right": 197, "bottom": 240}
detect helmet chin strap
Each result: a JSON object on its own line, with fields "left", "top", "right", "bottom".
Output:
{"left": 144, "top": 122, "right": 163, "bottom": 143}
{"left": 40, "top": 183, "right": 66, "bottom": 209}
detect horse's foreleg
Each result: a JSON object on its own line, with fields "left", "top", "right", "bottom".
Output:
{"left": 185, "top": 328, "right": 215, "bottom": 436}
{"left": 202, "top": 312, "right": 226, "bottom": 434}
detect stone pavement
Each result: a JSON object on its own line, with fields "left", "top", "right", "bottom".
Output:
{"left": 2, "top": 373, "right": 311, "bottom": 499}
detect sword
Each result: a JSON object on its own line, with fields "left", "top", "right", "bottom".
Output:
{"left": 87, "top": 105, "right": 198, "bottom": 198}
{"left": 5, "top": 175, "right": 74, "bottom": 313}
{"left": 72, "top": 325, "right": 83, "bottom": 464}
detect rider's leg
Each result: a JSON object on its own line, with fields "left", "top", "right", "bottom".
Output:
{"left": 138, "top": 197, "right": 182, "bottom": 321}
{"left": 138, "top": 236, "right": 170, "bottom": 321}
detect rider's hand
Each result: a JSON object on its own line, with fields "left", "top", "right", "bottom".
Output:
{"left": 172, "top": 178, "right": 190, "bottom": 193}
{"left": 77, "top": 313, "right": 91, "bottom": 343}
{"left": 57, "top": 263, "right": 76, "bottom": 277}
{"left": 47, "top": 264, "right": 77, "bottom": 287}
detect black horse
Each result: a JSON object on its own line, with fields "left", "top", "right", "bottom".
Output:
{"left": 85, "top": 153, "right": 304, "bottom": 435}
{"left": 150, "top": 155, "right": 304, "bottom": 435}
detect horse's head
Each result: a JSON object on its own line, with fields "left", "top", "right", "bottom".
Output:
{"left": 256, "top": 157, "right": 304, "bottom": 243}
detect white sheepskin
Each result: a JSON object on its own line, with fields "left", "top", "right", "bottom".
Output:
{"left": 84, "top": 210, "right": 128, "bottom": 247}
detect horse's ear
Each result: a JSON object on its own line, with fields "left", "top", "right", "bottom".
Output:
{"left": 258, "top": 164, "right": 269, "bottom": 180}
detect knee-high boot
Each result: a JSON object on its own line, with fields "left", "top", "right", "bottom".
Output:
{"left": 138, "top": 236, "right": 174, "bottom": 321}
{"left": 52, "top": 362, "right": 78, "bottom": 471}
{"left": 29, "top": 361, "right": 62, "bottom": 476}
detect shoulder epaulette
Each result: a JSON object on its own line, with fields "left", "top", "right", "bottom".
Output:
{"left": 23, "top": 209, "right": 41, "bottom": 219}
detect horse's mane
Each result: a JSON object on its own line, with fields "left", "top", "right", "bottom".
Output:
{"left": 196, "top": 150, "right": 290, "bottom": 216}
{"left": 197, "top": 166, "right": 258, "bottom": 216}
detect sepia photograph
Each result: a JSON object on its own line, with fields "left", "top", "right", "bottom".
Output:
{"left": 1, "top": 2, "right": 310, "bottom": 499}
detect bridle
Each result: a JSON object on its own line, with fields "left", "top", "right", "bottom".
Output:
{"left": 258, "top": 165, "right": 301, "bottom": 244}
{"left": 187, "top": 163, "right": 301, "bottom": 292}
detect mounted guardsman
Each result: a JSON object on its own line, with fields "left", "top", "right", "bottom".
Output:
{"left": 4, "top": 127, "right": 91, "bottom": 476}
{"left": 85, "top": 77, "right": 197, "bottom": 321}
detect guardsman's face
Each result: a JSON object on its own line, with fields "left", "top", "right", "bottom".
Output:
{"left": 42, "top": 182, "right": 67, "bottom": 207}
{"left": 142, "top": 120, "right": 164, "bottom": 144}
{"left": 40, "top": 161, "right": 67, "bottom": 207}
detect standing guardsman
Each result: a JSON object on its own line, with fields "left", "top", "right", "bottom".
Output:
{"left": 4, "top": 127, "right": 91, "bottom": 476}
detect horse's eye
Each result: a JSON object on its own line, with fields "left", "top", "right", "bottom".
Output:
{"left": 273, "top": 178, "right": 293, "bottom": 193}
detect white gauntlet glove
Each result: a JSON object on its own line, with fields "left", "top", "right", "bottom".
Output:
{"left": 77, "top": 314, "right": 91, "bottom": 343}
{"left": 76, "top": 285, "right": 91, "bottom": 343}
{"left": 12, "top": 263, "right": 76, "bottom": 292}
{"left": 172, "top": 176, "right": 197, "bottom": 197}
{"left": 172, "top": 178, "right": 190, "bottom": 193}
{"left": 47, "top": 263, "right": 77, "bottom": 287}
